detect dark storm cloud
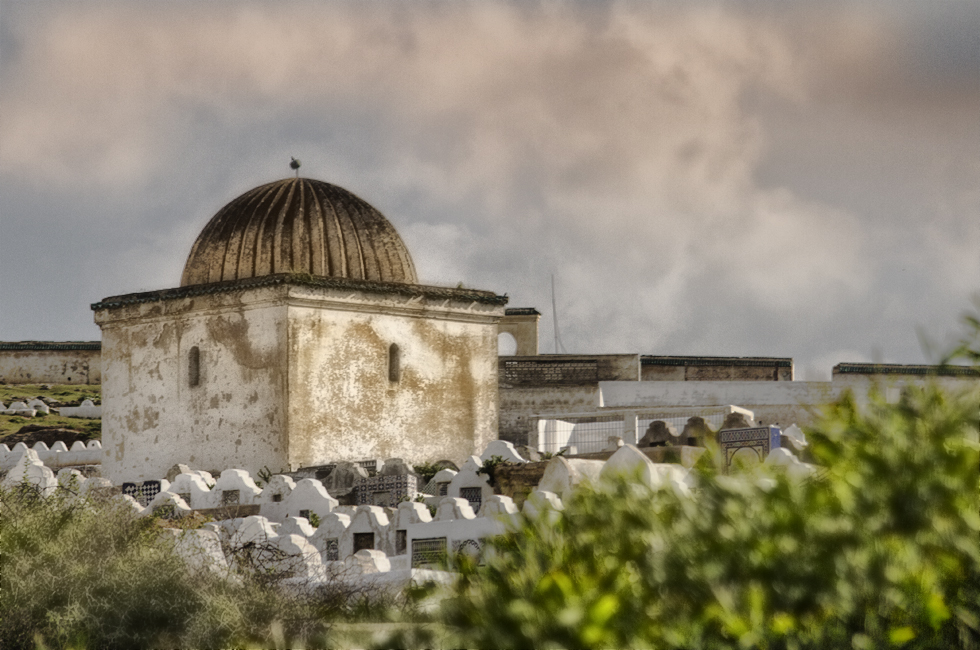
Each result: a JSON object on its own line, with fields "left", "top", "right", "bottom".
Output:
{"left": 0, "top": 1, "right": 976, "bottom": 379}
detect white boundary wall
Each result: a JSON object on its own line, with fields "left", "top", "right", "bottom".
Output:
{"left": 0, "top": 440, "right": 103, "bottom": 471}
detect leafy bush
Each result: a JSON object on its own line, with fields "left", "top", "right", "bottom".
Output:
{"left": 426, "top": 305, "right": 980, "bottom": 650}
{"left": 435, "top": 380, "right": 979, "bottom": 649}
{"left": 1, "top": 486, "right": 213, "bottom": 649}
{"left": 0, "top": 484, "right": 360, "bottom": 648}
{"left": 412, "top": 462, "right": 441, "bottom": 484}
{"left": 477, "top": 454, "right": 512, "bottom": 488}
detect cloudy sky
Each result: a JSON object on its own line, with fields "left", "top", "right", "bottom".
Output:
{"left": 1, "top": 1, "right": 977, "bottom": 379}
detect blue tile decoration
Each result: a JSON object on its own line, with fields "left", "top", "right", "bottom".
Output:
{"left": 718, "top": 426, "right": 781, "bottom": 472}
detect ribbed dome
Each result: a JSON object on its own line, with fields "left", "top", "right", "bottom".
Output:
{"left": 180, "top": 178, "right": 418, "bottom": 287}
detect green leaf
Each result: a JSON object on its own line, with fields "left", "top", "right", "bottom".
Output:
{"left": 888, "top": 626, "right": 915, "bottom": 645}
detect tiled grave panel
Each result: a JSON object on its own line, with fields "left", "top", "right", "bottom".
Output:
{"left": 353, "top": 474, "right": 418, "bottom": 506}
{"left": 718, "top": 426, "right": 781, "bottom": 472}
{"left": 412, "top": 537, "right": 448, "bottom": 568}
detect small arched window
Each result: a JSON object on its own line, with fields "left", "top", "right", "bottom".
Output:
{"left": 497, "top": 332, "right": 518, "bottom": 356}
{"left": 388, "top": 343, "right": 401, "bottom": 383}
{"left": 188, "top": 346, "right": 200, "bottom": 387}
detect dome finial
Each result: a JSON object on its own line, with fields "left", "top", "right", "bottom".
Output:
{"left": 289, "top": 157, "right": 301, "bottom": 178}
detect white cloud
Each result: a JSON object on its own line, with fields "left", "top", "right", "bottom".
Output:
{"left": 0, "top": 1, "right": 976, "bottom": 372}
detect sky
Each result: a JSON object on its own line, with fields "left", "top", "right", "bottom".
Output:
{"left": 1, "top": 0, "right": 977, "bottom": 379}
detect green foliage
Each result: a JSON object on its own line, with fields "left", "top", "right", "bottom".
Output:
{"left": 429, "top": 309, "right": 980, "bottom": 649}
{"left": 0, "top": 384, "right": 102, "bottom": 438}
{"left": 0, "top": 486, "right": 352, "bottom": 649}
{"left": 435, "top": 384, "right": 979, "bottom": 648}
{"left": 1, "top": 487, "right": 206, "bottom": 649}
{"left": 538, "top": 448, "right": 568, "bottom": 461}
{"left": 255, "top": 464, "right": 274, "bottom": 487}
{"left": 412, "top": 493, "right": 437, "bottom": 517}
{"left": 0, "top": 415, "right": 102, "bottom": 442}
{"left": 308, "top": 511, "right": 322, "bottom": 528}
{"left": 0, "top": 383, "right": 102, "bottom": 440}
{"left": 0, "top": 383, "right": 100, "bottom": 407}
{"left": 412, "top": 462, "right": 441, "bottom": 484}
{"left": 477, "top": 454, "right": 511, "bottom": 488}
{"left": 942, "top": 298, "right": 980, "bottom": 367}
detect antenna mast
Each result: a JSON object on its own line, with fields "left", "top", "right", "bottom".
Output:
{"left": 551, "top": 274, "right": 567, "bottom": 354}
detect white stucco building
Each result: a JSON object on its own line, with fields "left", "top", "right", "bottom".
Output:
{"left": 93, "top": 177, "right": 507, "bottom": 483}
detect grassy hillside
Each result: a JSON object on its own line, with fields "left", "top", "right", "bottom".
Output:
{"left": 0, "top": 383, "right": 101, "bottom": 445}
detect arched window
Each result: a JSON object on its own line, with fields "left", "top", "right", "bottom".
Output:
{"left": 497, "top": 332, "right": 518, "bottom": 356}
{"left": 188, "top": 346, "right": 200, "bottom": 387}
{"left": 388, "top": 343, "right": 401, "bottom": 383}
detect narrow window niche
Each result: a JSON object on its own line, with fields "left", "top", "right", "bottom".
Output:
{"left": 388, "top": 343, "right": 401, "bottom": 383}
{"left": 188, "top": 346, "right": 201, "bottom": 387}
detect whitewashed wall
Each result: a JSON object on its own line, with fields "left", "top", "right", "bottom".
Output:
{"left": 0, "top": 346, "right": 101, "bottom": 384}
{"left": 94, "top": 281, "right": 503, "bottom": 484}
{"left": 95, "top": 286, "right": 289, "bottom": 483}
{"left": 0, "top": 440, "right": 102, "bottom": 471}
{"left": 286, "top": 283, "right": 501, "bottom": 468}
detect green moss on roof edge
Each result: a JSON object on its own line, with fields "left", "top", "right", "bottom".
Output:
{"left": 91, "top": 273, "right": 508, "bottom": 311}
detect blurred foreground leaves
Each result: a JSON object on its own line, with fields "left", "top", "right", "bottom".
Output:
{"left": 433, "top": 320, "right": 980, "bottom": 649}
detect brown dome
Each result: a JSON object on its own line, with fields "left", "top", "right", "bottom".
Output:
{"left": 180, "top": 178, "right": 418, "bottom": 287}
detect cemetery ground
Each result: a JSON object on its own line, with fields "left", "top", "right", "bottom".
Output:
{"left": 3, "top": 373, "right": 977, "bottom": 649}
{"left": 0, "top": 384, "right": 101, "bottom": 446}
{"left": 2, "top": 313, "right": 978, "bottom": 649}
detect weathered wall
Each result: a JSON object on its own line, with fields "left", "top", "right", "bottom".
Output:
{"left": 287, "top": 284, "right": 502, "bottom": 468}
{"left": 0, "top": 344, "right": 102, "bottom": 384}
{"left": 498, "top": 309, "right": 540, "bottom": 356}
{"left": 500, "top": 354, "right": 640, "bottom": 386}
{"left": 641, "top": 356, "right": 793, "bottom": 381}
{"left": 497, "top": 354, "right": 639, "bottom": 446}
{"left": 95, "top": 278, "right": 504, "bottom": 482}
{"left": 598, "top": 380, "right": 900, "bottom": 428}
{"left": 499, "top": 385, "right": 600, "bottom": 447}
{"left": 832, "top": 363, "right": 979, "bottom": 390}
{"left": 95, "top": 288, "right": 289, "bottom": 483}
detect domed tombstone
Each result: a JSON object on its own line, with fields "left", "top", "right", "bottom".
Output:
{"left": 720, "top": 412, "right": 752, "bottom": 430}
{"left": 379, "top": 458, "right": 416, "bottom": 477}
{"left": 93, "top": 173, "right": 507, "bottom": 486}
{"left": 166, "top": 463, "right": 192, "bottom": 483}
{"left": 323, "top": 462, "right": 369, "bottom": 491}
{"left": 681, "top": 416, "right": 715, "bottom": 446}
{"left": 639, "top": 420, "right": 677, "bottom": 447}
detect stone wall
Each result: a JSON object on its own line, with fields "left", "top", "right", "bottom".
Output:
{"left": 94, "top": 284, "right": 291, "bottom": 483}
{"left": 832, "top": 362, "right": 979, "bottom": 386}
{"left": 641, "top": 356, "right": 793, "bottom": 381}
{"left": 598, "top": 380, "right": 848, "bottom": 428}
{"left": 0, "top": 342, "right": 101, "bottom": 384}
{"left": 285, "top": 284, "right": 502, "bottom": 469}
{"left": 498, "top": 308, "right": 540, "bottom": 356}
{"left": 498, "top": 354, "right": 639, "bottom": 447}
